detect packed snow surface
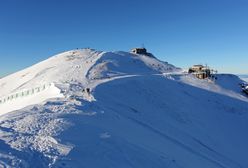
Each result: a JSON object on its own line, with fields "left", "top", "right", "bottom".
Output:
{"left": 0, "top": 49, "right": 248, "bottom": 168}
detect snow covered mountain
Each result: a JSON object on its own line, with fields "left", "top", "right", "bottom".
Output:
{"left": 0, "top": 48, "right": 248, "bottom": 168}
{"left": 0, "top": 49, "right": 178, "bottom": 115}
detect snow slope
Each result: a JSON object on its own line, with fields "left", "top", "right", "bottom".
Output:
{"left": 0, "top": 49, "right": 248, "bottom": 168}
{"left": 239, "top": 75, "right": 248, "bottom": 82}
{"left": 0, "top": 49, "right": 178, "bottom": 115}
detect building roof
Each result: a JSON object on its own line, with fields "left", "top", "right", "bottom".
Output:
{"left": 192, "top": 64, "right": 204, "bottom": 68}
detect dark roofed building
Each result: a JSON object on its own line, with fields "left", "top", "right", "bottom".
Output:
{"left": 130, "top": 47, "right": 156, "bottom": 58}
{"left": 131, "top": 48, "right": 147, "bottom": 55}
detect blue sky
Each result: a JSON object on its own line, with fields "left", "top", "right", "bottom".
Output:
{"left": 0, "top": 0, "right": 248, "bottom": 77}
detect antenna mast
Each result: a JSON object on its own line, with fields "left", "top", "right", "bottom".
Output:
{"left": 142, "top": 43, "right": 145, "bottom": 48}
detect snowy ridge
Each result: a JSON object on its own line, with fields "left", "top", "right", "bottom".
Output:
{"left": 0, "top": 49, "right": 248, "bottom": 168}
{"left": 171, "top": 73, "right": 248, "bottom": 102}
{"left": 0, "top": 49, "right": 179, "bottom": 97}
{"left": 239, "top": 75, "right": 248, "bottom": 82}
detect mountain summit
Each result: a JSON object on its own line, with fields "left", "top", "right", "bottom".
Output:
{"left": 0, "top": 49, "right": 248, "bottom": 168}
{"left": 0, "top": 48, "right": 179, "bottom": 94}
{"left": 0, "top": 49, "right": 179, "bottom": 114}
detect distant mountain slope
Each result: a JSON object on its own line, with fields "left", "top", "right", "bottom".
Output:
{"left": 238, "top": 74, "right": 248, "bottom": 82}
{"left": 0, "top": 49, "right": 247, "bottom": 168}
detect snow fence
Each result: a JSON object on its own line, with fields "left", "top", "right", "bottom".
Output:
{"left": 0, "top": 83, "right": 53, "bottom": 105}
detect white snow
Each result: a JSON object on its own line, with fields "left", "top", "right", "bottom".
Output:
{"left": 169, "top": 73, "right": 248, "bottom": 102}
{"left": 241, "top": 76, "right": 248, "bottom": 82}
{"left": 0, "top": 48, "right": 248, "bottom": 168}
{"left": 0, "top": 83, "right": 63, "bottom": 115}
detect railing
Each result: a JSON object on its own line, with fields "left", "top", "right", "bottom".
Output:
{"left": 0, "top": 83, "right": 53, "bottom": 105}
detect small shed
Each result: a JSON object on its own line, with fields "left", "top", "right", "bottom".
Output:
{"left": 131, "top": 48, "right": 148, "bottom": 55}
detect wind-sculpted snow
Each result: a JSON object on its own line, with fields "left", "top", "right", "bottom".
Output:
{"left": 0, "top": 49, "right": 248, "bottom": 168}
{"left": 0, "top": 49, "right": 178, "bottom": 98}
{"left": 87, "top": 51, "right": 178, "bottom": 80}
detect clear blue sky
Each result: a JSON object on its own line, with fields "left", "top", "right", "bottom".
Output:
{"left": 0, "top": 0, "right": 248, "bottom": 77}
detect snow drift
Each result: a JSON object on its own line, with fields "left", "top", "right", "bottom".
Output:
{"left": 0, "top": 48, "right": 247, "bottom": 168}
